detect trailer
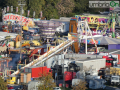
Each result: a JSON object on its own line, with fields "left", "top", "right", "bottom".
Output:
{"left": 75, "top": 58, "right": 106, "bottom": 73}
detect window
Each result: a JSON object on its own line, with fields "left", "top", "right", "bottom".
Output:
{"left": 112, "top": 77, "right": 119, "bottom": 80}
{"left": 106, "top": 60, "right": 109, "bottom": 63}
{"left": 71, "top": 25, "right": 73, "bottom": 32}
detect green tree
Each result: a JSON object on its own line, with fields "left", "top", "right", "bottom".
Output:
{"left": 37, "top": 72, "right": 56, "bottom": 90}
{"left": 73, "top": 0, "right": 89, "bottom": 14}
{"left": 0, "top": 76, "right": 7, "bottom": 90}
{"left": 28, "top": 0, "right": 45, "bottom": 18}
{"left": 42, "top": 0, "right": 59, "bottom": 20}
{"left": 56, "top": 0, "right": 75, "bottom": 17}
{"left": 72, "top": 80, "right": 87, "bottom": 90}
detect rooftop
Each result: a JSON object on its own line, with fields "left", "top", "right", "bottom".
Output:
{"left": 66, "top": 57, "right": 105, "bottom": 62}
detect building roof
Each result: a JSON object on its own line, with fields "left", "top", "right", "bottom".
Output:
{"left": 65, "top": 57, "right": 105, "bottom": 63}
{"left": 75, "top": 58, "right": 105, "bottom": 62}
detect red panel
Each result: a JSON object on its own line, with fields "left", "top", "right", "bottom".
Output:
{"left": 42, "top": 66, "right": 47, "bottom": 76}
{"left": 31, "top": 67, "right": 43, "bottom": 78}
{"left": 40, "top": 48, "right": 45, "bottom": 55}
{"left": 64, "top": 71, "right": 73, "bottom": 81}
{"left": 47, "top": 68, "right": 52, "bottom": 75}
{"left": 106, "top": 58, "right": 113, "bottom": 60}
{"left": 31, "top": 66, "right": 52, "bottom": 78}
{"left": 118, "top": 54, "right": 120, "bottom": 64}
{"left": 103, "top": 56, "right": 108, "bottom": 58}
{"left": 29, "top": 48, "right": 42, "bottom": 58}
{"left": 73, "top": 72, "right": 76, "bottom": 79}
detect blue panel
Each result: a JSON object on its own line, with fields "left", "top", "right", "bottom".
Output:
{"left": 108, "top": 44, "right": 117, "bottom": 50}
{"left": 78, "top": 17, "right": 81, "bottom": 21}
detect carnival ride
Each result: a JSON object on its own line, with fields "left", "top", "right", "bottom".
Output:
{"left": 8, "top": 35, "right": 41, "bottom": 48}
{"left": 9, "top": 18, "right": 98, "bottom": 76}
{"left": 75, "top": 8, "right": 120, "bottom": 38}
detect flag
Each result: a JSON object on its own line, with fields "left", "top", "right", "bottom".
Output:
{"left": 33, "top": 11, "right": 35, "bottom": 18}
{"left": 28, "top": 10, "right": 30, "bottom": 17}
{"left": 6, "top": 41, "right": 10, "bottom": 47}
{"left": 4, "top": 7, "right": 6, "bottom": 13}
{"left": 11, "top": 6, "right": 13, "bottom": 12}
{"left": 40, "top": 11, "right": 42, "bottom": 18}
{"left": 2, "top": 41, "right": 6, "bottom": 47}
{"left": 7, "top": 6, "right": 9, "bottom": 12}
{"left": 16, "top": 7, "right": 18, "bottom": 13}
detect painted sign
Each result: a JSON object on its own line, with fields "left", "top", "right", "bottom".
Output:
{"left": 3, "top": 13, "right": 34, "bottom": 26}
{"left": 75, "top": 15, "right": 109, "bottom": 24}
{"left": 68, "top": 33, "right": 80, "bottom": 42}
{"left": 81, "top": 39, "right": 100, "bottom": 45}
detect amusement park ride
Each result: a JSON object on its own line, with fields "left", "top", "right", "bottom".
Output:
{"left": 75, "top": 7, "right": 120, "bottom": 38}
{"left": 1, "top": 7, "right": 120, "bottom": 86}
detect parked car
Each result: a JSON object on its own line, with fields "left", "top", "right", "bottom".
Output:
{"left": 8, "top": 85, "right": 23, "bottom": 90}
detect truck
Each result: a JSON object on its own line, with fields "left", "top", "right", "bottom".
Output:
{"left": 99, "top": 67, "right": 120, "bottom": 85}
{"left": 111, "top": 75, "right": 120, "bottom": 85}
{"left": 110, "top": 66, "right": 120, "bottom": 85}
{"left": 102, "top": 56, "right": 114, "bottom": 67}
{"left": 51, "top": 63, "right": 80, "bottom": 87}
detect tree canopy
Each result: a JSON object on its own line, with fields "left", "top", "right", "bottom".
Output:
{"left": 0, "top": 76, "right": 7, "bottom": 90}
{"left": 37, "top": 72, "right": 56, "bottom": 90}
{"left": 0, "top": 0, "right": 109, "bottom": 21}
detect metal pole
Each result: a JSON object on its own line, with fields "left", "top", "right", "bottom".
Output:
{"left": 20, "top": 5, "right": 23, "bottom": 62}
{"left": 18, "top": 0, "right": 26, "bottom": 62}
{"left": 62, "top": 39, "right": 65, "bottom": 90}
{"left": 85, "top": 21, "right": 87, "bottom": 54}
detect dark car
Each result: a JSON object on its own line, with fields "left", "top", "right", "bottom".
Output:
{"left": 8, "top": 85, "right": 23, "bottom": 90}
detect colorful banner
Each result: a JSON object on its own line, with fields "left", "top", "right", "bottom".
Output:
{"left": 4, "top": 7, "right": 6, "bottom": 13}
{"left": 11, "top": 6, "right": 13, "bottom": 12}
{"left": 16, "top": 7, "right": 18, "bottom": 13}
{"left": 81, "top": 39, "right": 100, "bottom": 45}
{"left": 3, "top": 13, "right": 34, "bottom": 26}
{"left": 68, "top": 33, "right": 80, "bottom": 42}
{"left": 28, "top": 10, "right": 30, "bottom": 17}
{"left": 33, "top": 11, "right": 35, "bottom": 18}
{"left": 40, "top": 11, "right": 42, "bottom": 18}
{"left": 7, "top": 6, "right": 9, "bottom": 12}
{"left": 75, "top": 15, "right": 109, "bottom": 24}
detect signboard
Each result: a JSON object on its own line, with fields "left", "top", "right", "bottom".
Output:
{"left": 68, "top": 33, "right": 80, "bottom": 42}
{"left": 75, "top": 15, "right": 109, "bottom": 24}
{"left": 3, "top": 13, "right": 34, "bottom": 26}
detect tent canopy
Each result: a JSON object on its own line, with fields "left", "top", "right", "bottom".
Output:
{"left": 82, "top": 36, "right": 120, "bottom": 45}
{"left": 93, "top": 36, "right": 120, "bottom": 45}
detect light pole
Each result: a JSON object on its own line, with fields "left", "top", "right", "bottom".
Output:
{"left": 18, "top": 0, "right": 26, "bottom": 62}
